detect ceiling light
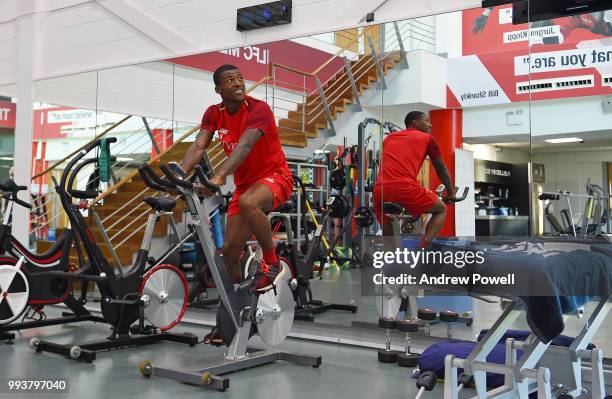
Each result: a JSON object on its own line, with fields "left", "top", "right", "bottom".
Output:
{"left": 544, "top": 137, "right": 583, "bottom": 144}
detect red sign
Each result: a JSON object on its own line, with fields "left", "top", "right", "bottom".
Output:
{"left": 447, "top": 7, "right": 612, "bottom": 107}
{"left": 151, "top": 129, "right": 173, "bottom": 157}
{"left": 0, "top": 101, "right": 16, "bottom": 129}
{"left": 168, "top": 40, "right": 344, "bottom": 93}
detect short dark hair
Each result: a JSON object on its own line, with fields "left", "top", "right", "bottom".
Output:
{"left": 213, "top": 64, "right": 239, "bottom": 86}
{"left": 404, "top": 111, "right": 426, "bottom": 128}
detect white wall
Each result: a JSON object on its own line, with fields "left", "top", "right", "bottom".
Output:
{"left": 367, "top": 50, "right": 447, "bottom": 109}
{"left": 0, "top": 0, "right": 480, "bottom": 86}
{"left": 435, "top": 11, "right": 462, "bottom": 58}
{"left": 455, "top": 149, "right": 476, "bottom": 237}
{"left": 464, "top": 143, "right": 531, "bottom": 164}
{"left": 464, "top": 96, "right": 612, "bottom": 141}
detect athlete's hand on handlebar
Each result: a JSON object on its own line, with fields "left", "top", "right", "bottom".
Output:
{"left": 196, "top": 174, "right": 225, "bottom": 197}
{"left": 443, "top": 189, "right": 457, "bottom": 204}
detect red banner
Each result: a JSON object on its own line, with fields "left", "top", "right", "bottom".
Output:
{"left": 0, "top": 101, "right": 16, "bottom": 129}
{"left": 151, "top": 128, "right": 173, "bottom": 157}
{"left": 168, "top": 40, "right": 345, "bottom": 93}
{"left": 447, "top": 7, "right": 612, "bottom": 107}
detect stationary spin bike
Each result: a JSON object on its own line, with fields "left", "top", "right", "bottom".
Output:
{"left": 29, "top": 138, "right": 197, "bottom": 363}
{"left": 137, "top": 162, "right": 321, "bottom": 391}
{"left": 379, "top": 185, "right": 470, "bottom": 320}
{"left": 0, "top": 180, "right": 103, "bottom": 343}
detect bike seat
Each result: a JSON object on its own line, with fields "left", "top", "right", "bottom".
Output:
{"left": 143, "top": 196, "right": 177, "bottom": 212}
{"left": 275, "top": 201, "right": 295, "bottom": 213}
{"left": 383, "top": 202, "right": 405, "bottom": 215}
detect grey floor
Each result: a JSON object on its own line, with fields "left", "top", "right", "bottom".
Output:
{"left": 1, "top": 268, "right": 611, "bottom": 399}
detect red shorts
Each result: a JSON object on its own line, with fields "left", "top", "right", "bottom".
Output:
{"left": 227, "top": 170, "right": 294, "bottom": 217}
{"left": 372, "top": 182, "right": 438, "bottom": 224}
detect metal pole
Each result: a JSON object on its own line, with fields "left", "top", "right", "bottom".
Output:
{"left": 367, "top": 36, "right": 387, "bottom": 89}
{"left": 91, "top": 210, "right": 123, "bottom": 273}
{"left": 315, "top": 77, "right": 336, "bottom": 136}
{"left": 393, "top": 22, "right": 409, "bottom": 69}
{"left": 302, "top": 75, "right": 306, "bottom": 132}
{"left": 272, "top": 68, "right": 276, "bottom": 117}
{"left": 357, "top": 123, "right": 366, "bottom": 262}
{"left": 380, "top": 23, "right": 385, "bottom": 56}
{"left": 343, "top": 56, "right": 362, "bottom": 112}
{"left": 142, "top": 117, "right": 161, "bottom": 155}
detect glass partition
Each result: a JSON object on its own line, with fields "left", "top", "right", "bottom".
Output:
{"left": 528, "top": 3, "right": 612, "bottom": 353}
{"left": 31, "top": 71, "right": 99, "bottom": 244}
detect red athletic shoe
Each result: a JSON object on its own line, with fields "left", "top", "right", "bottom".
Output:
{"left": 203, "top": 326, "right": 224, "bottom": 346}
{"left": 252, "top": 261, "right": 282, "bottom": 292}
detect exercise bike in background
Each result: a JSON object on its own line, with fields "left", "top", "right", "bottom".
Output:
{"left": 539, "top": 179, "right": 609, "bottom": 238}
{"left": 29, "top": 138, "right": 197, "bottom": 363}
{"left": 0, "top": 180, "right": 103, "bottom": 343}
{"left": 379, "top": 185, "right": 471, "bottom": 322}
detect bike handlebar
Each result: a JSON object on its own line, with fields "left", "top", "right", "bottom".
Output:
{"left": 193, "top": 165, "right": 219, "bottom": 194}
{"left": 0, "top": 180, "right": 32, "bottom": 209}
{"left": 447, "top": 187, "right": 469, "bottom": 203}
{"left": 159, "top": 164, "right": 193, "bottom": 189}
{"left": 138, "top": 165, "right": 167, "bottom": 192}
{"left": 436, "top": 185, "right": 470, "bottom": 203}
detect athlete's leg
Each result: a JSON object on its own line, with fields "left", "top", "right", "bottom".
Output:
{"left": 420, "top": 199, "right": 447, "bottom": 248}
{"left": 222, "top": 214, "right": 252, "bottom": 283}
{"left": 238, "top": 183, "right": 275, "bottom": 257}
{"left": 382, "top": 221, "right": 394, "bottom": 237}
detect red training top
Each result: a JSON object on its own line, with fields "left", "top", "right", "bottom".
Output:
{"left": 375, "top": 128, "right": 441, "bottom": 185}
{"left": 200, "top": 96, "right": 290, "bottom": 190}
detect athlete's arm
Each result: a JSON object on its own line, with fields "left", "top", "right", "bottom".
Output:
{"left": 179, "top": 128, "right": 213, "bottom": 174}
{"left": 473, "top": 7, "right": 492, "bottom": 33}
{"left": 213, "top": 128, "right": 263, "bottom": 184}
{"left": 431, "top": 158, "right": 456, "bottom": 199}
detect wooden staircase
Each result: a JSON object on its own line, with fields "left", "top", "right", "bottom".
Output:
{"left": 37, "top": 141, "right": 226, "bottom": 268}
{"left": 278, "top": 53, "right": 401, "bottom": 147}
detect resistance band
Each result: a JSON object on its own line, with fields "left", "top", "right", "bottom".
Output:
{"left": 302, "top": 189, "right": 341, "bottom": 270}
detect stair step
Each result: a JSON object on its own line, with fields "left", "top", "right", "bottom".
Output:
{"left": 279, "top": 128, "right": 307, "bottom": 147}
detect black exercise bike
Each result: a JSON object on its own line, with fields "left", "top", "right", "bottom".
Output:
{"left": 29, "top": 137, "right": 198, "bottom": 362}
{"left": 0, "top": 180, "right": 103, "bottom": 343}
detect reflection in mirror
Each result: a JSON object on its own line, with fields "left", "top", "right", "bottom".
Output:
{"left": 31, "top": 71, "right": 99, "bottom": 249}
{"left": 373, "top": 5, "right": 537, "bottom": 348}
{"left": 526, "top": 6, "right": 612, "bottom": 239}
{"left": 528, "top": 4, "right": 612, "bottom": 352}
{"left": 92, "top": 61, "right": 175, "bottom": 269}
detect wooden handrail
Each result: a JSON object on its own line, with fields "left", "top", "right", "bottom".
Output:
{"left": 93, "top": 125, "right": 199, "bottom": 204}
{"left": 246, "top": 75, "right": 271, "bottom": 93}
{"left": 271, "top": 63, "right": 313, "bottom": 77}
{"left": 32, "top": 115, "right": 132, "bottom": 180}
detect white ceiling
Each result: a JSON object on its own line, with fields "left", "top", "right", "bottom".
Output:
{"left": 0, "top": 0, "right": 479, "bottom": 86}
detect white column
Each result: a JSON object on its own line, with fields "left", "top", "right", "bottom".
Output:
{"left": 13, "top": 13, "right": 40, "bottom": 246}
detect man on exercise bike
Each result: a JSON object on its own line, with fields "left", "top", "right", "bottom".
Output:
{"left": 373, "top": 111, "right": 456, "bottom": 249}
{"left": 177, "top": 64, "right": 293, "bottom": 342}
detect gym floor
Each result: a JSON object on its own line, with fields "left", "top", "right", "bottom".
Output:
{"left": 2, "top": 269, "right": 610, "bottom": 399}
